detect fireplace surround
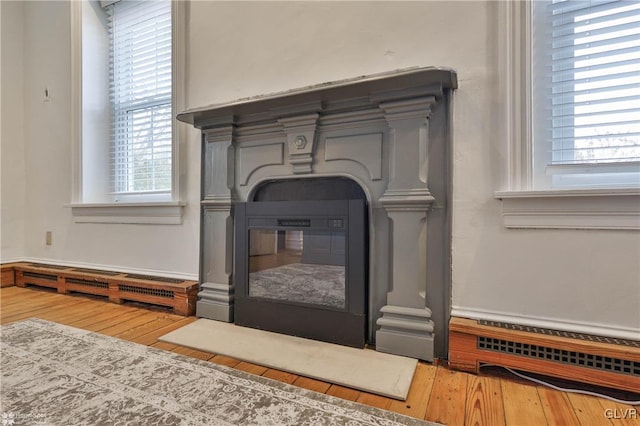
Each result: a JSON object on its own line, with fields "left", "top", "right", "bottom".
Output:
{"left": 178, "top": 67, "right": 457, "bottom": 361}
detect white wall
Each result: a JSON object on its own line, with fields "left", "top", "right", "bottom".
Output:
{"left": 2, "top": 1, "right": 200, "bottom": 279}
{"left": 186, "top": 1, "right": 639, "bottom": 337}
{"left": 187, "top": 1, "right": 490, "bottom": 108}
{"left": 1, "top": 1, "right": 27, "bottom": 261}
{"left": 2, "top": 1, "right": 638, "bottom": 337}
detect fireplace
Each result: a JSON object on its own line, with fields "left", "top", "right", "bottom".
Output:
{"left": 234, "top": 177, "right": 369, "bottom": 347}
{"left": 177, "top": 67, "right": 457, "bottom": 361}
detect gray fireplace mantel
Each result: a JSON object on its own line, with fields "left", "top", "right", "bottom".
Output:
{"left": 178, "top": 66, "right": 457, "bottom": 361}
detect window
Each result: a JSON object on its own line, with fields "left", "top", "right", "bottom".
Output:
{"left": 496, "top": 0, "right": 640, "bottom": 229}
{"left": 531, "top": 0, "right": 640, "bottom": 189}
{"left": 108, "top": 0, "right": 173, "bottom": 197}
{"left": 70, "top": 0, "right": 185, "bottom": 223}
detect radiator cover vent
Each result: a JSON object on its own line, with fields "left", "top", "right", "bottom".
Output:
{"left": 23, "top": 272, "right": 57, "bottom": 281}
{"left": 478, "top": 336, "right": 640, "bottom": 377}
{"left": 119, "top": 284, "right": 174, "bottom": 298}
{"left": 66, "top": 278, "right": 109, "bottom": 289}
{"left": 478, "top": 320, "right": 640, "bottom": 348}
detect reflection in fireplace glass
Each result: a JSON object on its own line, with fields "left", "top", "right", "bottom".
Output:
{"left": 249, "top": 229, "right": 346, "bottom": 309}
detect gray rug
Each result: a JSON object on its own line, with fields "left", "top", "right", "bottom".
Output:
{"left": 250, "top": 263, "right": 345, "bottom": 308}
{"left": 0, "top": 319, "right": 439, "bottom": 426}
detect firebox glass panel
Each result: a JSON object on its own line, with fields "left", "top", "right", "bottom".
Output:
{"left": 248, "top": 229, "right": 346, "bottom": 309}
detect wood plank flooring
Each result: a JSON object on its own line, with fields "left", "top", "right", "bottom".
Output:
{"left": 2, "top": 286, "right": 637, "bottom": 425}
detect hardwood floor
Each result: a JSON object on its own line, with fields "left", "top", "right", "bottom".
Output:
{"left": 249, "top": 249, "right": 302, "bottom": 272}
{"left": 1, "top": 286, "right": 637, "bottom": 425}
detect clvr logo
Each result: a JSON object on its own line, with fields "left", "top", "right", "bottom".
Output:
{"left": 605, "top": 408, "right": 638, "bottom": 419}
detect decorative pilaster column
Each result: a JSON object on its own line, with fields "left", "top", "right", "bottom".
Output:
{"left": 197, "top": 126, "right": 236, "bottom": 322}
{"left": 278, "top": 113, "right": 319, "bottom": 174}
{"left": 376, "top": 97, "right": 437, "bottom": 361}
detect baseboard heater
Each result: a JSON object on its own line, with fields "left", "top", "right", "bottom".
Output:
{"left": 6, "top": 263, "right": 199, "bottom": 316}
{"left": 449, "top": 317, "right": 640, "bottom": 393}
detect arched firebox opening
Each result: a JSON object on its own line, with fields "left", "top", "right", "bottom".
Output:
{"left": 251, "top": 177, "right": 367, "bottom": 202}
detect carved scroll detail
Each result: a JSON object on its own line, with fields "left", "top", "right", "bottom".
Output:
{"left": 278, "top": 114, "right": 319, "bottom": 174}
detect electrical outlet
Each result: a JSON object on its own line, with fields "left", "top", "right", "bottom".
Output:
{"left": 46, "top": 231, "right": 52, "bottom": 246}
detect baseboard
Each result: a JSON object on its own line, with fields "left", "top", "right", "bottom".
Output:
{"left": 11, "top": 262, "right": 198, "bottom": 316}
{"left": 449, "top": 316, "right": 640, "bottom": 393}
{"left": 451, "top": 307, "right": 640, "bottom": 341}
{"left": 1, "top": 257, "right": 198, "bottom": 282}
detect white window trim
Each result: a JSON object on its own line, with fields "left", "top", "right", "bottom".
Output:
{"left": 496, "top": 188, "right": 640, "bottom": 230}
{"left": 496, "top": 1, "right": 640, "bottom": 230}
{"left": 69, "top": 0, "right": 187, "bottom": 224}
{"left": 67, "top": 201, "right": 186, "bottom": 224}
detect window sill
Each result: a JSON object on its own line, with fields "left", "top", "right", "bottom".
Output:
{"left": 495, "top": 188, "right": 640, "bottom": 230}
{"left": 68, "top": 201, "right": 186, "bottom": 225}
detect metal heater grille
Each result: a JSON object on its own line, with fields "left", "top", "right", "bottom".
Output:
{"left": 23, "top": 272, "right": 57, "bottom": 281}
{"left": 119, "top": 284, "right": 174, "bottom": 298}
{"left": 66, "top": 278, "right": 109, "bottom": 289}
{"left": 478, "top": 336, "right": 640, "bottom": 377}
{"left": 478, "top": 320, "right": 640, "bottom": 348}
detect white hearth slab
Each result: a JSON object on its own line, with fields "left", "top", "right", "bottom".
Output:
{"left": 159, "top": 318, "right": 418, "bottom": 400}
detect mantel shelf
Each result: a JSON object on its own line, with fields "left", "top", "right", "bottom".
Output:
{"left": 176, "top": 66, "right": 457, "bottom": 129}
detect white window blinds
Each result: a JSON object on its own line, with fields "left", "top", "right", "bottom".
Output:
{"left": 532, "top": 0, "right": 640, "bottom": 188}
{"left": 107, "top": 0, "right": 172, "bottom": 195}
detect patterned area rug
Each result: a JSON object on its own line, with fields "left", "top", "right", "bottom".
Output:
{"left": 0, "top": 319, "right": 439, "bottom": 426}
{"left": 250, "top": 263, "right": 345, "bottom": 308}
